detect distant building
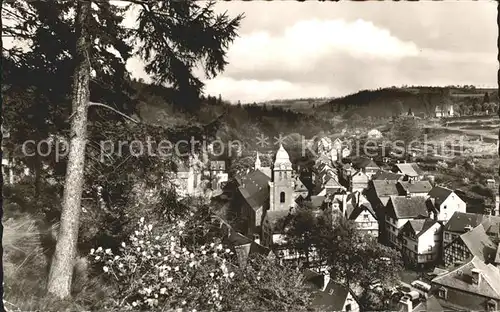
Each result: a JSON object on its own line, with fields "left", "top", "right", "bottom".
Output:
{"left": 435, "top": 104, "right": 454, "bottom": 118}
{"left": 392, "top": 163, "right": 424, "bottom": 182}
{"left": 397, "top": 180, "right": 433, "bottom": 197}
{"left": 351, "top": 157, "right": 380, "bottom": 179}
{"left": 350, "top": 171, "right": 370, "bottom": 193}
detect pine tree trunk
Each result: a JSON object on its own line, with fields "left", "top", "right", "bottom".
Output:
{"left": 47, "top": 0, "right": 91, "bottom": 298}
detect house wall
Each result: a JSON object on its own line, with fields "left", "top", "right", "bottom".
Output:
{"left": 342, "top": 291, "right": 360, "bottom": 312}
{"left": 443, "top": 230, "right": 462, "bottom": 247}
{"left": 443, "top": 238, "right": 472, "bottom": 267}
{"left": 401, "top": 222, "right": 441, "bottom": 265}
{"left": 353, "top": 211, "right": 378, "bottom": 238}
{"left": 386, "top": 214, "right": 414, "bottom": 247}
{"left": 437, "top": 194, "right": 466, "bottom": 223}
{"left": 351, "top": 172, "right": 369, "bottom": 192}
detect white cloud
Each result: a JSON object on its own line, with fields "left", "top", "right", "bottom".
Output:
{"left": 226, "top": 18, "right": 419, "bottom": 74}
{"left": 203, "top": 77, "right": 332, "bottom": 104}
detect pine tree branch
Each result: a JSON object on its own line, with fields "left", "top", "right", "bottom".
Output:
{"left": 88, "top": 101, "right": 139, "bottom": 123}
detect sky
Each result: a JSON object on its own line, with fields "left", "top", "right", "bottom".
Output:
{"left": 189, "top": 1, "right": 498, "bottom": 103}
{"left": 5, "top": 1, "right": 497, "bottom": 104}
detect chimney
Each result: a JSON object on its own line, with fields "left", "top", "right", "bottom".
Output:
{"left": 464, "top": 225, "right": 473, "bottom": 232}
{"left": 428, "top": 175, "right": 436, "bottom": 186}
{"left": 322, "top": 273, "right": 331, "bottom": 292}
{"left": 399, "top": 295, "right": 413, "bottom": 312}
{"left": 495, "top": 195, "right": 499, "bottom": 216}
{"left": 471, "top": 268, "right": 481, "bottom": 285}
{"left": 342, "top": 195, "right": 347, "bottom": 218}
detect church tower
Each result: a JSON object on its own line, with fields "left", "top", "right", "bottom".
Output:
{"left": 269, "top": 144, "right": 294, "bottom": 211}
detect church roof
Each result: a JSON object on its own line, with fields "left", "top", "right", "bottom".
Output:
{"left": 274, "top": 144, "right": 291, "bottom": 165}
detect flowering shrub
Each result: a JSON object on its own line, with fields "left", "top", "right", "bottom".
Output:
{"left": 90, "top": 217, "right": 237, "bottom": 311}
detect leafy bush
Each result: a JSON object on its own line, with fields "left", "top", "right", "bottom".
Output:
{"left": 91, "top": 217, "right": 314, "bottom": 311}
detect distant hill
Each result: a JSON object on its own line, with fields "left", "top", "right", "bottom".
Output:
{"left": 318, "top": 86, "right": 498, "bottom": 118}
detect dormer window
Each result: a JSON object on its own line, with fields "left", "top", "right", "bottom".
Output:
{"left": 486, "top": 299, "right": 497, "bottom": 311}
{"left": 438, "top": 287, "right": 447, "bottom": 299}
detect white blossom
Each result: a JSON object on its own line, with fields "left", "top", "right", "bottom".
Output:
{"left": 229, "top": 272, "right": 235, "bottom": 278}
{"left": 121, "top": 242, "right": 126, "bottom": 247}
{"left": 160, "top": 287, "right": 167, "bottom": 294}
{"left": 166, "top": 277, "right": 173, "bottom": 283}
{"left": 90, "top": 248, "right": 95, "bottom": 255}
{"left": 95, "top": 255, "right": 101, "bottom": 261}
{"left": 103, "top": 266, "right": 109, "bottom": 273}
{"left": 148, "top": 224, "right": 153, "bottom": 231}
{"left": 140, "top": 217, "right": 145, "bottom": 223}
{"left": 105, "top": 248, "right": 112, "bottom": 255}
{"left": 97, "top": 247, "right": 103, "bottom": 252}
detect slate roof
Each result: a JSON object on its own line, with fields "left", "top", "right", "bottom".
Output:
{"left": 237, "top": 169, "right": 270, "bottom": 211}
{"left": 394, "top": 163, "right": 423, "bottom": 177}
{"left": 352, "top": 157, "right": 380, "bottom": 170}
{"left": 444, "top": 212, "right": 500, "bottom": 235}
{"left": 304, "top": 275, "right": 352, "bottom": 312}
{"left": 397, "top": 181, "right": 433, "bottom": 194}
{"left": 412, "top": 295, "right": 444, "bottom": 312}
{"left": 388, "top": 196, "right": 429, "bottom": 219}
{"left": 234, "top": 241, "right": 273, "bottom": 267}
{"left": 428, "top": 185, "right": 454, "bottom": 202}
{"left": 347, "top": 201, "right": 377, "bottom": 221}
{"left": 372, "top": 180, "right": 400, "bottom": 198}
{"left": 432, "top": 256, "right": 500, "bottom": 300}
{"left": 294, "top": 177, "right": 309, "bottom": 192}
{"left": 403, "top": 218, "right": 438, "bottom": 238}
{"left": 372, "top": 170, "right": 404, "bottom": 181}
{"left": 458, "top": 224, "right": 497, "bottom": 262}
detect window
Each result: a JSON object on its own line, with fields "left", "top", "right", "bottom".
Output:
{"left": 443, "top": 205, "right": 447, "bottom": 209}
{"left": 345, "top": 304, "right": 352, "bottom": 312}
{"left": 363, "top": 214, "right": 369, "bottom": 221}
{"left": 427, "top": 254, "right": 433, "bottom": 261}
{"left": 438, "top": 287, "right": 447, "bottom": 299}
{"left": 428, "top": 246, "right": 432, "bottom": 252}
{"left": 280, "top": 192, "right": 286, "bottom": 203}
{"left": 445, "top": 233, "right": 450, "bottom": 240}
{"left": 414, "top": 245, "right": 417, "bottom": 251}
{"left": 486, "top": 300, "right": 497, "bottom": 311}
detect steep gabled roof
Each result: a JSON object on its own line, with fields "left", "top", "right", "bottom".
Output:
{"left": 388, "top": 196, "right": 429, "bottom": 219}
{"left": 397, "top": 181, "right": 433, "bottom": 194}
{"left": 428, "top": 185, "right": 454, "bottom": 202}
{"left": 352, "top": 157, "right": 379, "bottom": 170}
{"left": 443, "top": 212, "right": 500, "bottom": 238}
{"left": 238, "top": 169, "right": 270, "bottom": 211}
{"left": 394, "top": 163, "right": 422, "bottom": 177}
{"left": 372, "top": 180, "right": 400, "bottom": 198}
{"left": 459, "top": 224, "right": 497, "bottom": 262}
{"left": 432, "top": 256, "right": 500, "bottom": 300}
{"left": 372, "top": 170, "right": 404, "bottom": 181}
{"left": 347, "top": 201, "right": 377, "bottom": 221}
{"left": 306, "top": 276, "right": 352, "bottom": 311}
{"left": 403, "top": 218, "right": 438, "bottom": 237}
